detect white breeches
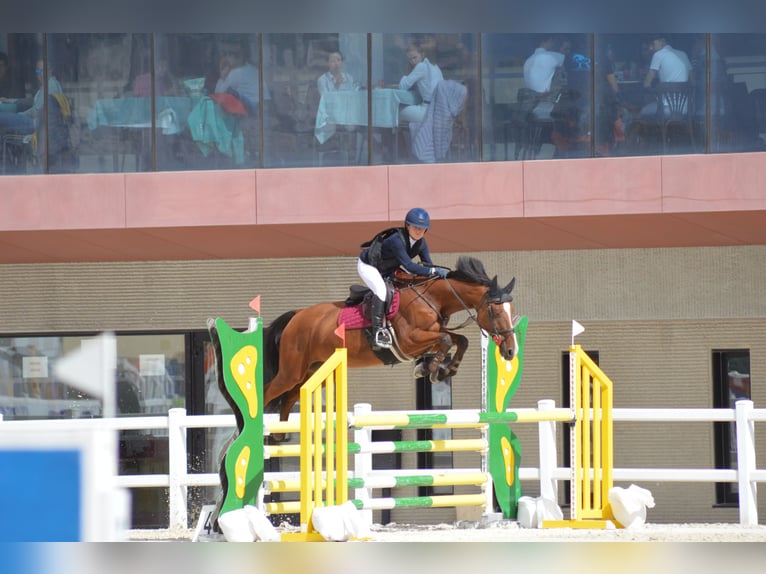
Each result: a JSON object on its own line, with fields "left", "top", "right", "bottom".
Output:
{"left": 357, "top": 258, "right": 387, "bottom": 301}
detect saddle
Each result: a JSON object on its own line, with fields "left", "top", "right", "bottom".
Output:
{"left": 339, "top": 285, "right": 405, "bottom": 366}
{"left": 341, "top": 284, "right": 399, "bottom": 328}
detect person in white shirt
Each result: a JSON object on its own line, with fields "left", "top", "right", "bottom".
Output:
{"left": 398, "top": 42, "right": 444, "bottom": 123}
{"left": 523, "top": 37, "right": 565, "bottom": 94}
{"left": 641, "top": 36, "right": 693, "bottom": 117}
{"left": 643, "top": 36, "right": 692, "bottom": 87}
{"left": 317, "top": 51, "right": 356, "bottom": 94}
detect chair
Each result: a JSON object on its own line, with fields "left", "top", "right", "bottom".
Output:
{"left": 653, "top": 82, "right": 696, "bottom": 153}
{"left": 1, "top": 132, "right": 35, "bottom": 174}
{"left": 1, "top": 94, "right": 77, "bottom": 174}
{"left": 268, "top": 81, "right": 318, "bottom": 167}
{"left": 514, "top": 87, "right": 555, "bottom": 160}
{"left": 449, "top": 78, "right": 476, "bottom": 162}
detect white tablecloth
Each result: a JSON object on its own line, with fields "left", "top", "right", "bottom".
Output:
{"left": 314, "top": 88, "right": 420, "bottom": 144}
{"left": 87, "top": 97, "right": 194, "bottom": 135}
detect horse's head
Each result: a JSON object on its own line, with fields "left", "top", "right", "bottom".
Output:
{"left": 480, "top": 276, "right": 518, "bottom": 361}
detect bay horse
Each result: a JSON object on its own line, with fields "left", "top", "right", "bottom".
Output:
{"left": 262, "top": 256, "right": 518, "bottom": 423}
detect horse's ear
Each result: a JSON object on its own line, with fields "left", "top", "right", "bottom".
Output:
{"left": 504, "top": 277, "right": 516, "bottom": 294}
{"left": 490, "top": 275, "right": 499, "bottom": 292}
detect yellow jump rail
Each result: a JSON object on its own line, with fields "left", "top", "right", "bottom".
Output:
{"left": 544, "top": 344, "right": 615, "bottom": 528}
{"left": 281, "top": 348, "right": 348, "bottom": 542}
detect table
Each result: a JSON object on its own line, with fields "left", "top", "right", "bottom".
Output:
{"left": 86, "top": 97, "right": 195, "bottom": 170}
{"left": 314, "top": 88, "right": 420, "bottom": 144}
{"left": 87, "top": 96, "right": 194, "bottom": 135}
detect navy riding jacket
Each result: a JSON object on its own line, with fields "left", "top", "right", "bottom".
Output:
{"left": 361, "top": 227, "right": 434, "bottom": 278}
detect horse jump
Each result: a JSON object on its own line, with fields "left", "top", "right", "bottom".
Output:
{"left": 208, "top": 313, "right": 616, "bottom": 540}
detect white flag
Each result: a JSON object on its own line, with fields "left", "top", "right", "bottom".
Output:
{"left": 572, "top": 320, "right": 585, "bottom": 338}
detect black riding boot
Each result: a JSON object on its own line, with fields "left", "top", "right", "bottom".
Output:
{"left": 371, "top": 296, "right": 392, "bottom": 349}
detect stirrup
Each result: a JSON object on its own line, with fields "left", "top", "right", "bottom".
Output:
{"left": 374, "top": 329, "right": 392, "bottom": 349}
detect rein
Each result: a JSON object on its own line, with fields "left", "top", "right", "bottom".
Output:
{"left": 407, "top": 277, "right": 514, "bottom": 337}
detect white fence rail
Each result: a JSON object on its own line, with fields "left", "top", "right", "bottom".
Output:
{"left": 2, "top": 401, "right": 765, "bottom": 530}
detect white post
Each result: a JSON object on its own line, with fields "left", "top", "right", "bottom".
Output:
{"left": 168, "top": 408, "right": 188, "bottom": 531}
{"left": 735, "top": 400, "right": 758, "bottom": 526}
{"left": 353, "top": 403, "right": 373, "bottom": 527}
{"left": 537, "top": 399, "right": 559, "bottom": 502}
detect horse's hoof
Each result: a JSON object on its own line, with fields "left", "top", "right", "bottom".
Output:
{"left": 430, "top": 365, "right": 454, "bottom": 383}
{"left": 268, "top": 433, "right": 287, "bottom": 444}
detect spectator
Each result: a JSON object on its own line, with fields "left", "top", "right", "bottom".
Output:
{"left": 215, "top": 49, "right": 266, "bottom": 115}
{"left": 643, "top": 35, "right": 692, "bottom": 88}
{"left": 317, "top": 50, "right": 356, "bottom": 94}
{"left": 641, "top": 35, "right": 693, "bottom": 117}
{"left": 523, "top": 37, "right": 565, "bottom": 95}
{"left": 0, "top": 58, "right": 63, "bottom": 136}
{"left": 398, "top": 42, "right": 444, "bottom": 124}
{"left": 132, "top": 57, "right": 181, "bottom": 97}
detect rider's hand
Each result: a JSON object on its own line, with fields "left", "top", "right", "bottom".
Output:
{"left": 432, "top": 268, "right": 448, "bottom": 278}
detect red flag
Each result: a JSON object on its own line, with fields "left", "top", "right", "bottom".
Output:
{"left": 334, "top": 323, "right": 346, "bottom": 347}
{"left": 249, "top": 295, "right": 261, "bottom": 315}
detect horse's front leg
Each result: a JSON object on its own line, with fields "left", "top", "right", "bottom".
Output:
{"left": 437, "top": 333, "right": 469, "bottom": 381}
{"left": 407, "top": 331, "right": 453, "bottom": 382}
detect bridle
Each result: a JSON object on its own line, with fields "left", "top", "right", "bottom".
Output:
{"left": 408, "top": 277, "right": 516, "bottom": 344}
{"left": 481, "top": 293, "right": 517, "bottom": 346}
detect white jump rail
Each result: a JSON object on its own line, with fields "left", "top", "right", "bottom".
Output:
{"left": 2, "top": 400, "right": 765, "bottom": 530}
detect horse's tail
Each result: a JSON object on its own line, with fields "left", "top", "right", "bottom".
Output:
{"left": 263, "top": 309, "right": 297, "bottom": 386}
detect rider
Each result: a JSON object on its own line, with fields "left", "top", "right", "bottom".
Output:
{"left": 358, "top": 207, "right": 448, "bottom": 349}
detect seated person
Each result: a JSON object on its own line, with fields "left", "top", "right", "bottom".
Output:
{"left": 641, "top": 35, "right": 692, "bottom": 117}
{"left": 523, "top": 37, "right": 566, "bottom": 95}
{"left": 398, "top": 42, "right": 443, "bottom": 124}
{"left": 522, "top": 37, "right": 566, "bottom": 119}
{"left": 132, "top": 58, "right": 181, "bottom": 97}
{"left": 214, "top": 50, "right": 263, "bottom": 116}
{"left": 317, "top": 50, "right": 356, "bottom": 94}
{"left": 0, "top": 58, "right": 63, "bottom": 136}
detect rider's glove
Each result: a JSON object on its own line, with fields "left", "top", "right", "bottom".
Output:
{"left": 431, "top": 268, "right": 448, "bottom": 278}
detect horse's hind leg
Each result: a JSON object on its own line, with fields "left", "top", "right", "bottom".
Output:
{"left": 266, "top": 385, "right": 301, "bottom": 444}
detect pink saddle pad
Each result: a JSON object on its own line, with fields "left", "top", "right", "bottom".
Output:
{"left": 338, "top": 291, "right": 400, "bottom": 329}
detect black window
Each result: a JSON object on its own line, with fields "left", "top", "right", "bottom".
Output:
{"left": 712, "top": 349, "right": 751, "bottom": 505}
{"left": 416, "top": 355, "right": 453, "bottom": 496}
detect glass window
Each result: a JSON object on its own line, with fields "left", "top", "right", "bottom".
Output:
{"left": 157, "top": 33, "right": 261, "bottom": 171}
{"left": 595, "top": 33, "right": 706, "bottom": 157}
{"left": 370, "top": 33, "right": 478, "bottom": 165}
{"left": 713, "top": 349, "right": 751, "bottom": 505}
{"left": 0, "top": 333, "right": 186, "bottom": 528}
{"left": 0, "top": 34, "right": 45, "bottom": 175}
{"left": 45, "top": 34, "right": 153, "bottom": 173}
{"left": 263, "top": 33, "right": 367, "bottom": 168}
{"left": 482, "top": 34, "right": 592, "bottom": 161}
{"left": 710, "top": 34, "right": 766, "bottom": 153}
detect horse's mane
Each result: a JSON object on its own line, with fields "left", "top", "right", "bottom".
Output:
{"left": 449, "top": 256, "right": 493, "bottom": 286}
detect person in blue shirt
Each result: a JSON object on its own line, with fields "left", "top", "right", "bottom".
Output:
{"left": 357, "top": 207, "right": 447, "bottom": 349}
